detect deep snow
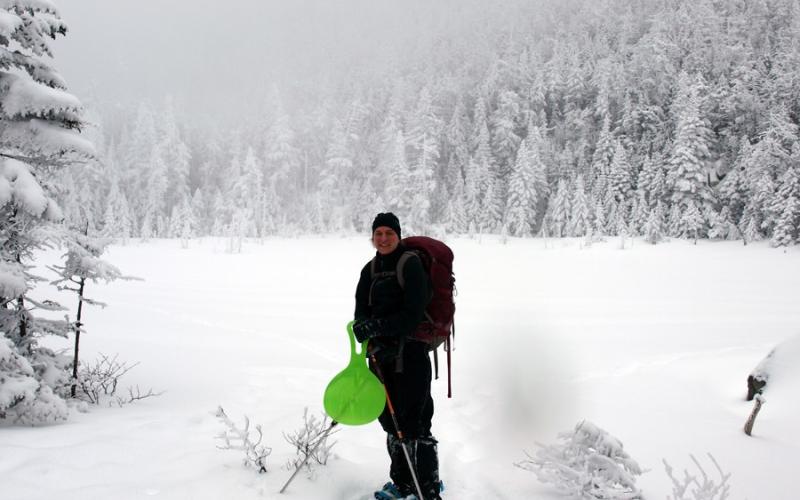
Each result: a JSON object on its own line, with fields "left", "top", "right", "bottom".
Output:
{"left": 2, "top": 236, "right": 798, "bottom": 500}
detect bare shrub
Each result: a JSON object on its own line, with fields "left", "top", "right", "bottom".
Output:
{"left": 215, "top": 406, "right": 271, "bottom": 473}
{"left": 77, "top": 353, "right": 162, "bottom": 406}
{"left": 283, "top": 408, "right": 338, "bottom": 477}
{"left": 663, "top": 453, "right": 731, "bottom": 500}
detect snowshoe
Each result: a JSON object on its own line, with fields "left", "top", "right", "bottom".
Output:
{"left": 375, "top": 481, "right": 444, "bottom": 500}
{"left": 374, "top": 482, "right": 405, "bottom": 500}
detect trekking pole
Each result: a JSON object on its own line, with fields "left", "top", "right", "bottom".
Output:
{"left": 279, "top": 420, "right": 339, "bottom": 494}
{"left": 369, "top": 353, "right": 426, "bottom": 500}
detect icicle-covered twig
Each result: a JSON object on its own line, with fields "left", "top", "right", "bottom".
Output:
{"left": 215, "top": 406, "right": 271, "bottom": 474}
{"left": 283, "top": 407, "right": 338, "bottom": 477}
{"left": 663, "top": 453, "right": 731, "bottom": 500}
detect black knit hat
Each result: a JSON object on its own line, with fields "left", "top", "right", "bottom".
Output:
{"left": 372, "top": 212, "right": 401, "bottom": 238}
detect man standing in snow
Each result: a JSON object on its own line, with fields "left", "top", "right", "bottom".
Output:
{"left": 353, "top": 212, "right": 442, "bottom": 500}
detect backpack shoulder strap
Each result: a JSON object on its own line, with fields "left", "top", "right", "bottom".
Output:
{"left": 395, "top": 251, "right": 417, "bottom": 289}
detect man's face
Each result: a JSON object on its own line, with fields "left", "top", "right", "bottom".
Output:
{"left": 372, "top": 226, "right": 400, "bottom": 255}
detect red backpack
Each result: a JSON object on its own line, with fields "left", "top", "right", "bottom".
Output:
{"left": 371, "top": 236, "right": 456, "bottom": 397}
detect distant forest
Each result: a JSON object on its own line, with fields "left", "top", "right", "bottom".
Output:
{"left": 63, "top": 0, "right": 800, "bottom": 246}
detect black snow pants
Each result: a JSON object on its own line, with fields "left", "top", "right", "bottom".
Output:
{"left": 371, "top": 340, "right": 440, "bottom": 499}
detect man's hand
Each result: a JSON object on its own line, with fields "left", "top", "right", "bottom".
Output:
{"left": 353, "top": 318, "right": 384, "bottom": 343}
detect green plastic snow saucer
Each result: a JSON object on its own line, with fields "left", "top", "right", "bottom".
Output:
{"left": 323, "top": 321, "right": 385, "bottom": 425}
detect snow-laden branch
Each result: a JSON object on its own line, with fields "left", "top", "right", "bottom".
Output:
{"left": 516, "top": 420, "right": 644, "bottom": 499}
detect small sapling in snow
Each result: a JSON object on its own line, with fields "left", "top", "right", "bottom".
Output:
{"left": 215, "top": 406, "right": 272, "bottom": 473}
{"left": 283, "top": 407, "right": 338, "bottom": 478}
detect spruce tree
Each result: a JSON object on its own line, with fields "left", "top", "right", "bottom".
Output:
{"left": 643, "top": 202, "right": 665, "bottom": 244}
{"left": 680, "top": 199, "right": 704, "bottom": 243}
{"left": 609, "top": 141, "right": 633, "bottom": 202}
{"left": 490, "top": 90, "right": 522, "bottom": 178}
{"left": 770, "top": 165, "right": 800, "bottom": 247}
{"left": 568, "top": 175, "right": 590, "bottom": 237}
{"left": 548, "top": 179, "right": 571, "bottom": 237}
{"left": 0, "top": 0, "right": 94, "bottom": 423}
{"left": 590, "top": 115, "right": 615, "bottom": 190}
{"left": 444, "top": 173, "right": 468, "bottom": 234}
{"left": 668, "top": 74, "right": 712, "bottom": 225}
{"left": 505, "top": 138, "right": 534, "bottom": 236}
{"left": 592, "top": 198, "right": 607, "bottom": 240}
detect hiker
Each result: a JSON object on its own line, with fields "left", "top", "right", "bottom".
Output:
{"left": 353, "top": 212, "right": 442, "bottom": 500}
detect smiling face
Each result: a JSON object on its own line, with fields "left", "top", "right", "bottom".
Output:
{"left": 372, "top": 226, "right": 400, "bottom": 255}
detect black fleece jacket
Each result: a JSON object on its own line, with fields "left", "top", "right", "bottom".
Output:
{"left": 354, "top": 244, "right": 430, "bottom": 339}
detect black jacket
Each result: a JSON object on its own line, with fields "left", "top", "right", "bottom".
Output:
{"left": 354, "top": 244, "right": 430, "bottom": 340}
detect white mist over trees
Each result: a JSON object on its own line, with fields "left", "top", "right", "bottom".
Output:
{"left": 60, "top": 0, "right": 800, "bottom": 247}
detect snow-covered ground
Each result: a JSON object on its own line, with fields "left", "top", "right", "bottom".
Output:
{"left": 2, "top": 237, "right": 799, "bottom": 500}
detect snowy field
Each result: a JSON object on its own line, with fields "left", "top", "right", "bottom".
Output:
{"left": 2, "top": 236, "right": 799, "bottom": 500}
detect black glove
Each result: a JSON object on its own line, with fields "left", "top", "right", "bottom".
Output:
{"left": 353, "top": 318, "right": 384, "bottom": 343}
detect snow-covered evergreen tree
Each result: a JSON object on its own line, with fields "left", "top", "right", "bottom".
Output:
{"left": 770, "top": 165, "right": 800, "bottom": 247}
{"left": 547, "top": 179, "right": 571, "bottom": 237}
{"left": 568, "top": 175, "right": 590, "bottom": 237}
{"left": 319, "top": 120, "right": 353, "bottom": 230}
{"left": 591, "top": 115, "right": 615, "bottom": 190}
{"left": 680, "top": 199, "right": 704, "bottom": 243}
{"left": 609, "top": 140, "right": 633, "bottom": 203}
{"left": 1, "top": 0, "right": 94, "bottom": 424}
{"left": 490, "top": 89, "right": 522, "bottom": 178}
{"left": 264, "top": 89, "right": 298, "bottom": 214}
{"left": 644, "top": 201, "right": 666, "bottom": 244}
{"left": 668, "top": 74, "right": 713, "bottom": 230}
{"left": 444, "top": 172, "right": 468, "bottom": 234}
{"left": 505, "top": 138, "right": 535, "bottom": 236}
{"left": 592, "top": 198, "right": 607, "bottom": 240}
{"left": 48, "top": 230, "right": 126, "bottom": 397}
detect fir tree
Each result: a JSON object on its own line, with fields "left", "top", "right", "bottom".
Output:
{"left": 590, "top": 115, "right": 615, "bottom": 190}
{"left": 680, "top": 199, "right": 704, "bottom": 243}
{"left": 384, "top": 130, "right": 411, "bottom": 219}
{"left": 445, "top": 173, "right": 468, "bottom": 234}
{"left": 668, "top": 74, "right": 712, "bottom": 215}
{"left": 547, "top": 179, "right": 571, "bottom": 237}
{"left": 771, "top": 196, "right": 800, "bottom": 248}
{"left": 505, "top": 138, "right": 535, "bottom": 236}
{"left": 770, "top": 165, "right": 800, "bottom": 247}
{"left": 490, "top": 90, "right": 522, "bottom": 178}
{"left": 568, "top": 175, "right": 590, "bottom": 237}
{"left": 609, "top": 141, "right": 633, "bottom": 202}
{"left": 592, "top": 198, "right": 607, "bottom": 239}
{"left": 0, "top": 0, "right": 94, "bottom": 424}
{"left": 643, "top": 201, "right": 665, "bottom": 244}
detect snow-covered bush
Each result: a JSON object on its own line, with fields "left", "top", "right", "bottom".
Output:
{"left": 0, "top": 337, "right": 68, "bottom": 424}
{"left": 283, "top": 408, "right": 338, "bottom": 477}
{"left": 663, "top": 453, "right": 731, "bottom": 500}
{"left": 516, "top": 420, "right": 643, "bottom": 499}
{"left": 215, "top": 406, "right": 272, "bottom": 473}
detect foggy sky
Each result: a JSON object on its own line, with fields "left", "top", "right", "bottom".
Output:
{"left": 55, "top": 0, "right": 491, "bottom": 125}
